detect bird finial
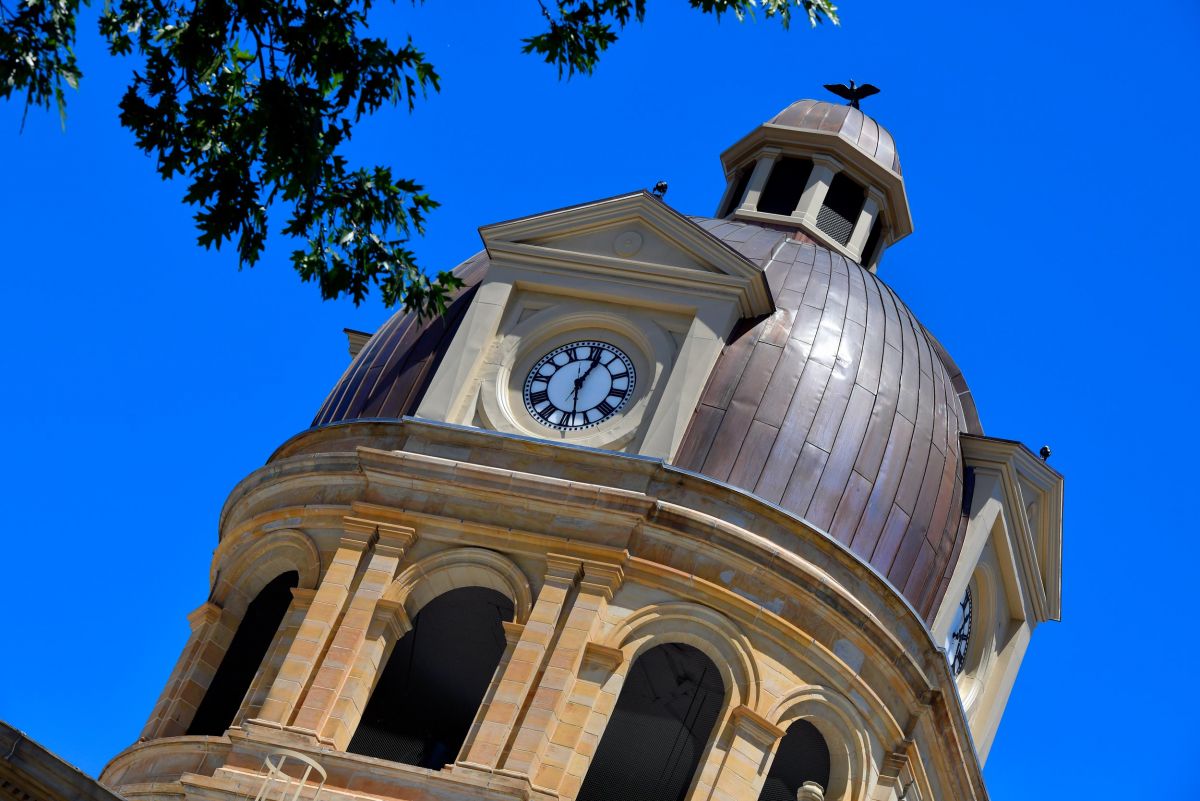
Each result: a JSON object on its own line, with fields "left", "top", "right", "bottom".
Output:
{"left": 823, "top": 80, "right": 881, "bottom": 110}
{"left": 1039, "top": 445, "right": 1052, "bottom": 462}
{"left": 651, "top": 180, "right": 668, "bottom": 198}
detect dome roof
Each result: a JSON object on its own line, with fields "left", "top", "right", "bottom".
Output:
{"left": 769, "top": 99, "right": 902, "bottom": 175}
{"left": 311, "top": 220, "right": 978, "bottom": 620}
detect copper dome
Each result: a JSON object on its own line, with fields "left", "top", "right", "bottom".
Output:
{"left": 769, "top": 99, "right": 902, "bottom": 175}
{"left": 311, "top": 220, "right": 978, "bottom": 620}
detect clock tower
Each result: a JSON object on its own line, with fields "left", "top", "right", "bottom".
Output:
{"left": 99, "top": 96, "right": 1063, "bottom": 801}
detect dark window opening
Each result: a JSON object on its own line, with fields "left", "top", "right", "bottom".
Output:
{"left": 756, "top": 720, "right": 831, "bottom": 801}
{"left": 757, "top": 158, "right": 814, "bottom": 216}
{"left": 577, "top": 643, "right": 725, "bottom": 801}
{"left": 720, "top": 167, "right": 753, "bottom": 217}
{"left": 816, "top": 174, "right": 865, "bottom": 246}
{"left": 187, "top": 571, "right": 298, "bottom": 736}
{"left": 347, "top": 586, "right": 514, "bottom": 769}
{"left": 861, "top": 215, "right": 885, "bottom": 266}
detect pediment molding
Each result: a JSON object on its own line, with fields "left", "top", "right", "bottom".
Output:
{"left": 480, "top": 191, "right": 774, "bottom": 318}
{"left": 960, "top": 435, "right": 1063, "bottom": 623}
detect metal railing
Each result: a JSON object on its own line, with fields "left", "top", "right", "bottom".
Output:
{"left": 251, "top": 748, "right": 328, "bottom": 801}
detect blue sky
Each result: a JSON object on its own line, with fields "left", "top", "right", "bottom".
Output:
{"left": 2, "top": 1, "right": 1198, "bottom": 798}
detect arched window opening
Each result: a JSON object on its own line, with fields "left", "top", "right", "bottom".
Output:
{"left": 756, "top": 720, "right": 831, "bottom": 801}
{"left": 187, "top": 570, "right": 298, "bottom": 736}
{"left": 757, "top": 158, "right": 814, "bottom": 216}
{"left": 721, "top": 166, "right": 753, "bottom": 217}
{"left": 347, "top": 586, "right": 513, "bottom": 769}
{"left": 577, "top": 643, "right": 725, "bottom": 801}
{"left": 816, "top": 174, "right": 865, "bottom": 246}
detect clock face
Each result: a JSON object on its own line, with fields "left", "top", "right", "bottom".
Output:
{"left": 945, "top": 588, "right": 973, "bottom": 676}
{"left": 523, "top": 341, "right": 636, "bottom": 430}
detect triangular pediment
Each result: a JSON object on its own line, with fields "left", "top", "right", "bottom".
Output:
{"left": 479, "top": 192, "right": 774, "bottom": 317}
{"left": 961, "top": 434, "right": 1063, "bottom": 623}
{"left": 530, "top": 218, "right": 719, "bottom": 273}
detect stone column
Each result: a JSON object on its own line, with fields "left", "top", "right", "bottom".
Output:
{"left": 141, "top": 601, "right": 229, "bottom": 739}
{"left": 698, "top": 705, "right": 785, "bottom": 801}
{"left": 513, "top": 560, "right": 625, "bottom": 789}
{"left": 234, "top": 588, "right": 316, "bottom": 727}
{"left": 791, "top": 155, "right": 840, "bottom": 229}
{"left": 248, "top": 526, "right": 374, "bottom": 728}
{"left": 291, "top": 520, "right": 416, "bottom": 744}
{"left": 737, "top": 150, "right": 782, "bottom": 213}
{"left": 846, "top": 188, "right": 885, "bottom": 260}
{"left": 458, "top": 555, "right": 583, "bottom": 770}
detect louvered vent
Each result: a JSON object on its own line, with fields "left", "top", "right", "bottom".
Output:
{"left": 816, "top": 174, "right": 865, "bottom": 246}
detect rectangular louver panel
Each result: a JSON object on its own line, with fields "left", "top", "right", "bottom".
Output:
{"left": 816, "top": 204, "right": 855, "bottom": 245}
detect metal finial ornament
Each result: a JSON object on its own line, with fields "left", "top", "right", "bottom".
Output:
{"left": 1040, "top": 445, "right": 1052, "bottom": 461}
{"left": 651, "top": 181, "right": 668, "bottom": 198}
{"left": 823, "top": 80, "right": 881, "bottom": 109}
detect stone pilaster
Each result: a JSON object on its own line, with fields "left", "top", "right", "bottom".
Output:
{"left": 141, "top": 601, "right": 227, "bottom": 739}
{"left": 699, "top": 705, "right": 785, "bottom": 801}
{"left": 291, "top": 520, "right": 416, "bottom": 744}
{"left": 458, "top": 555, "right": 582, "bottom": 771}
{"left": 248, "top": 525, "right": 374, "bottom": 728}
{"left": 234, "top": 587, "right": 316, "bottom": 727}
{"left": 517, "top": 560, "right": 626, "bottom": 792}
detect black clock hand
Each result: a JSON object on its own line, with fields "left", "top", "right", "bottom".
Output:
{"left": 577, "top": 348, "right": 604, "bottom": 386}
{"left": 568, "top": 350, "right": 601, "bottom": 400}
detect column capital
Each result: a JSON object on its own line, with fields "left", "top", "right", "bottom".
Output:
{"left": 186, "top": 601, "right": 222, "bottom": 631}
{"left": 372, "top": 598, "right": 412, "bottom": 640}
{"left": 374, "top": 522, "right": 417, "bottom": 557}
{"left": 579, "top": 560, "right": 625, "bottom": 599}
{"left": 581, "top": 642, "right": 624, "bottom": 672}
{"left": 502, "top": 621, "right": 526, "bottom": 647}
{"left": 544, "top": 554, "right": 584, "bottom": 588}
{"left": 729, "top": 704, "right": 786, "bottom": 748}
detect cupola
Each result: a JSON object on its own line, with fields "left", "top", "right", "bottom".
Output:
{"left": 716, "top": 97, "right": 913, "bottom": 270}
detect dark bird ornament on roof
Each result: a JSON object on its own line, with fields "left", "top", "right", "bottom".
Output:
{"left": 824, "top": 80, "right": 881, "bottom": 109}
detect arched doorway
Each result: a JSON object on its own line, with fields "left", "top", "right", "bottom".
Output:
{"left": 347, "top": 586, "right": 514, "bottom": 769}
{"left": 577, "top": 643, "right": 725, "bottom": 801}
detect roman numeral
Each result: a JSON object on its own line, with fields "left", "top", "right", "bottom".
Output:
{"left": 595, "top": 399, "right": 615, "bottom": 417}
{"left": 529, "top": 389, "right": 549, "bottom": 405}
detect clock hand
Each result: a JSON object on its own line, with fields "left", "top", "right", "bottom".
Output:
{"left": 577, "top": 348, "right": 604, "bottom": 387}
{"left": 567, "top": 361, "right": 588, "bottom": 403}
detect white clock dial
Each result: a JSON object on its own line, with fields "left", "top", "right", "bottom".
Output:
{"left": 523, "top": 341, "right": 636, "bottom": 430}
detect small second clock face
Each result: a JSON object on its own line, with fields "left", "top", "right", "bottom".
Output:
{"left": 523, "top": 340, "right": 636, "bottom": 430}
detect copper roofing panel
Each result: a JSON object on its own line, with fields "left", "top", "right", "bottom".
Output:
{"left": 769, "top": 99, "right": 903, "bottom": 174}
{"left": 674, "top": 219, "right": 969, "bottom": 620}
